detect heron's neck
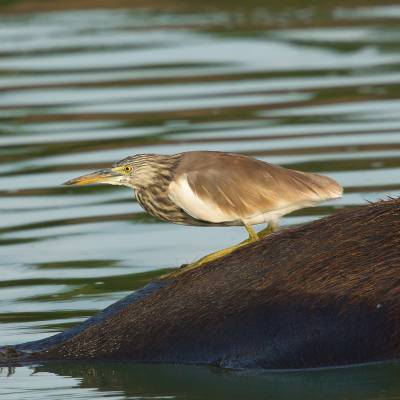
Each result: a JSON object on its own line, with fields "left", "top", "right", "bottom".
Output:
{"left": 132, "top": 154, "right": 180, "bottom": 189}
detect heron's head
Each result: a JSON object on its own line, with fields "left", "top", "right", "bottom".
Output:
{"left": 63, "top": 154, "right": 170, "bottom": 189}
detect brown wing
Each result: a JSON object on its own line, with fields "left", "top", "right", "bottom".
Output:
{"left": 169, "top": 151, "right": 342, "bottom": 223}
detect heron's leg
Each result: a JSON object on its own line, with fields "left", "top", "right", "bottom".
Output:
{"left": 183, "top": 245, "right": 242, "bottom": 271}
{"left": 257, "top": 221, "right": 279, "bottom": 239}
{"left": 169, "top": 224, "right": 259, "bottom": 276}
{"left": 245, "top": 223, "right": 259, "bottom": 241}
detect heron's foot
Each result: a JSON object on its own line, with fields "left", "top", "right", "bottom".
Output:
{"left": 187, "top": 246, "right": 239, "bottom": 270}
{"left": 257, "top": 223, "right": 278, "bottom": 239}
{"left": 167, "top": 236, "right": 256, "bottom": 278}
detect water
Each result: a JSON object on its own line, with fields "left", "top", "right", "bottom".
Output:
{"left": 1, "top": 2, "right": 400, "bottom": 398}
{"left": 2, "top": 361, "right": 400, "bottom": 400}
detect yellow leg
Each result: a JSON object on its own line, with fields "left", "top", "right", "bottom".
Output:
{"left": 167, "top": 223, "right": 259, "bottom": 277}
{"left": 245, "top": 223, "right": 259, "bottom": 241}
{"left": 257, "top": 222, "right": 278, "bottom": 239}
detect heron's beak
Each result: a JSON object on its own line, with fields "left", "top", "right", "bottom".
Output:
{"left": 63, "top": 169, "right": 123, "bottom": 186}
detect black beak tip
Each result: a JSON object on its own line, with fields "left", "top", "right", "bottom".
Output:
{"left": 63, "top": 177, "right": 84, "bottom": 186}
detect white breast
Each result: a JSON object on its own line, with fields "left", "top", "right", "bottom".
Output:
{"left": 168, "top": 174, "right": 239, "bottom": 223}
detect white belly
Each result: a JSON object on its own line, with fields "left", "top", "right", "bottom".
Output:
{"left": 242, "top": 201, "right": 318, "bottom": 226}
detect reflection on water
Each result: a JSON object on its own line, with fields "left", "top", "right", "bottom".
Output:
{"left": 1, "top": 1, "right": 400, "bottom": 398}
{"left": 2, "top": 361, "right": 400, "bottom": 400}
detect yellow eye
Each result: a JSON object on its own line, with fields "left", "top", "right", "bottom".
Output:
{"left": 123, "top": 165, "right": 132, "bottom": 173}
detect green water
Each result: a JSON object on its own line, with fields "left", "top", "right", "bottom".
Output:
{"left": 1, "top": 1, "right": 400, "bottom": 398}
{"left": 2, "top": 361, "right": 400, "bottom": 399}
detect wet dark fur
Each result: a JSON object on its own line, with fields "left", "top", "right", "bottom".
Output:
{"left": 2, "top": 198, "right": 400, "bottom": 369}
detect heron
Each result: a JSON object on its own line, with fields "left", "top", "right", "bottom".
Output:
{"left": 64, "top": 151, "right": 343, "bottom": 270}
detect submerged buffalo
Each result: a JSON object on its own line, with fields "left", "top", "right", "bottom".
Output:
{"left": 1, "top": 198, "right": 400, "bottom": 369}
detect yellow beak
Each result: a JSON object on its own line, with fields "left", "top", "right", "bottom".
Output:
{"left": 63, "top": 169, "right": 122, "bottom": 186}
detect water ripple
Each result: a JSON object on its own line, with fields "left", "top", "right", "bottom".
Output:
{"left": 1, "top": 5, "right": 399, "bottom": 359}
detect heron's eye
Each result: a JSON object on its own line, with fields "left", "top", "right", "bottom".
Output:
{"left": 123, "top": 165, "right": 132, "bottom": 174}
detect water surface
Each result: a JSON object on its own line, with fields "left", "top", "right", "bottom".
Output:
{"left": 1, "top": 2, "right": 400, "bottom": 399}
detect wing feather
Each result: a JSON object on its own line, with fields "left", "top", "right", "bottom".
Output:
{"left": 168, "top": 151, "right": 342, "bottom": 224}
